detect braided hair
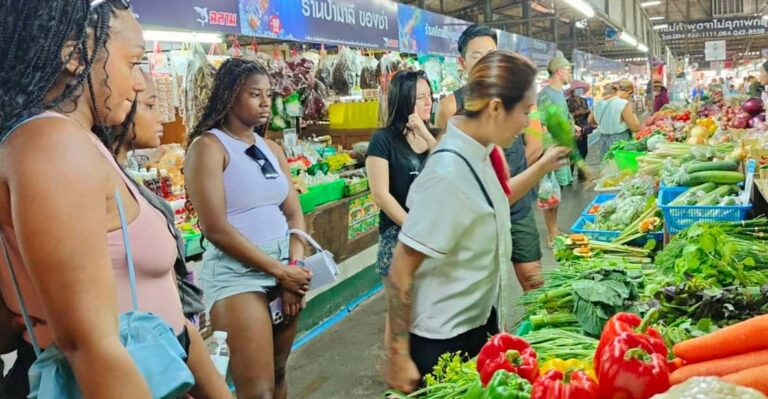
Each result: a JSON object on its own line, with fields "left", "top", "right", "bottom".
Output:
{"left": 0, "top": 1, "right": 119, "bottom": 146}
{"left": 187, "top": 58, "right": 269, "bottom": 147}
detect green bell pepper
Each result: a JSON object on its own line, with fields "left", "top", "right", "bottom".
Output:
{"left": 482, "top": 370, "right": 532, "bottom": 399}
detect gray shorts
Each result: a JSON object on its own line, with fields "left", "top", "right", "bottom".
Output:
{"left": 199, "top": 236, "right": 289, "bottom": 313}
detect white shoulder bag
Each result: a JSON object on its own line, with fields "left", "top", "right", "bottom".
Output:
{"left": 289, "top": 229, "right": 340, "bottom": 291}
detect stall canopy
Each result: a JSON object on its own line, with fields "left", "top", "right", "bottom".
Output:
{"left": 572, "top": 49, "right": 626, "bottom": 75}
{"left": 132, "top": 0, "right": 557, "bottom": 62}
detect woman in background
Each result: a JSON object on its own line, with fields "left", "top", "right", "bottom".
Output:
{"left": 652, "top": 81, "right": 670, "bottom": 113}
{"left": 185, "top": 58, "right": 311, "bottom": 399}
{"left": 590, "top": 79, "right": 640, "bottom": 160}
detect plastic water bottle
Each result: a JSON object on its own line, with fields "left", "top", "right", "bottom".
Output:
{"left": 207, "top": 331, "right": 230, "bottom": 378}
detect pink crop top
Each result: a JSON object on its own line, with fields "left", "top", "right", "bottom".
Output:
{"left": 0, "top": 113, "right": 184, "bottom": 349}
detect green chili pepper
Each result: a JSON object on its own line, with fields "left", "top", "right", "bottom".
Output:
{"left": 482, "top": 370, "right": 532, "bottom": 399}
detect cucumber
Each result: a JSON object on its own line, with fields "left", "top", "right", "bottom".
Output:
{"left": 682, "top": 171, "right": 745, "bottom": 186}
{"left": 685, "top": 160, "right": 739, "bottom": 174}
{"left": 696, "top": 185, "right": 736, "bottom": 205}
{"left": 669, "top": 183, "right": 717, "bottom": 205}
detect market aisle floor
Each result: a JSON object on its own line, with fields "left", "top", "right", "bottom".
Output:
{"left": 286, "top": 183, "right": 596, "bottom": 399}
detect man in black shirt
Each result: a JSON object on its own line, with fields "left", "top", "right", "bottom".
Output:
{"left": 436, "top": 25, "right": 543, "bottom": 291}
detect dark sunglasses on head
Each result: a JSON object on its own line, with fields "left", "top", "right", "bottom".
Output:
{"left": 245, "top": 145, "right": 280, "bottom": 180}
{"left": 91, "top": 0, "right": 131, "bottom": 10}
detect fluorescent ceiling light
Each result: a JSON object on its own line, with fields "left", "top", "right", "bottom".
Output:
{"left": 763, "top": 15, "right": 768, "bottom": 20}
{"left": 638, "top": 43, "right": 649, "bottom": 52}
{"left": 653, "top": 24, "right": 669, "bottom": 29}
{"left": 561, "top": 0, "right": 595, "bottom": 18}
{"left": 641, "top": 1, "right": 662, "bottom": 7}
{"left": 620, "top": 32, "right": 638, "bottom": 47}
{"left": 143, "top": 30, "right": 223, "bottom": 44}
{"left": 649, "top": 16, "right": 665, "bottom": 20}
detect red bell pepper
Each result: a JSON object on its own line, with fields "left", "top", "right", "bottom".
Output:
{"left": 531, "top": 369, "right": 598, "bottom": 399}
{"left": 476, "top": 333, "right": 539, "bottom": 386}
{"left": 594, "top": 309, "right": 666, "bottom": 373}
{"left": 597, "top": 332, "right": 671, "bottom": 399}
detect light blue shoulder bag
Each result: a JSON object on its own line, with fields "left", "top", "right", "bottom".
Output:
{"left": 0, "top": 188, "right": 195, "bottom": 398}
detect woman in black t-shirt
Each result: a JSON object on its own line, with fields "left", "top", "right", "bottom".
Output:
{"left": 366, "top": 71, "right": 437, "bottom": 279}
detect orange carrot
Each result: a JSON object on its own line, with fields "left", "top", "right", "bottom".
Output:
{"left": 722, "top": 365, "right": 768, "bottom": 394}
{"left": 670, "top": 349, "right": 768, "bottom": 384}
{"left": 673, "top": 314, "right": 768, "bottom": 363}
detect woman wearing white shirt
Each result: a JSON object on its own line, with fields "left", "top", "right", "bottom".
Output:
{"left": 384, "top": 51, "right": 569, "bottom": 393}
{"left": 590, "top": 79, "right": 641, "bottom": 160}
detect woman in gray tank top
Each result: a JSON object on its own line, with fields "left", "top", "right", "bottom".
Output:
{"left": 185, "top": 59, "right": 312, "bottom": 398}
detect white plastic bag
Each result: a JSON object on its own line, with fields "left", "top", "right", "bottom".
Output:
{"left": 537, "top": 171, "right": 561, "bottom": 209}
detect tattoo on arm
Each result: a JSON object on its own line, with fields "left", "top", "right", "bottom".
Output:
{"left": 385, "top": 278, "right": 414, "bottom": 357}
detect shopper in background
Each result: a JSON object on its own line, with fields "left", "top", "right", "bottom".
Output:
{"left": 435, "top": 24, "right": 497, "bottom": 133}
{"left": 110, "top": 74, "right": 230, "bottom": 397}
{"left": 0, "top": 1, "right": 227, "bottom": 397}
{"left": 366, "top": 70, "right": 436, "bottom": 347}
{"left": 185, "top": 58, "right": 311, "bottom": 399}
{"left": 758, "top": 61, "right": 768, "bottom": 103}
{"left": 652, "top": 80, "right": 670, "bottom": 113}
{"left": 537, "top": 53, "right": 575, "bottom": 247}
{"left": 748, "top": 76, "right": 763, "bottom": 97}
{"left": 384, "top": 51, "right": 569, "bottom": 393}
{"left": 567, "top": 84, "right": 591, "bottom": 164}
{"left": 437, "top": 24, "right": 547, "bottom": 291}
{"left": 590, "top": 79, "right": 641, "bottom": 160}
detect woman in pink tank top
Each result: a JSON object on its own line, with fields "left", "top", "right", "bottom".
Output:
{"left": 0, "top": 1, "right": 228, "bottom": 398}
{"left": 185, "top": 59, "right": 312, "bottom": 399}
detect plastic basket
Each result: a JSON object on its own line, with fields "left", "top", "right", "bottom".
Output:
{"left": 582, "top": 194, "right": 616, "bottom": 216}
{"left": 570, "top": 216, "right": 663, "bottom": 246}
{"left": 344, "top": 178, "right": 369, "bottom": 197}
{"left": 658, "top": 187, "right": 752, "bottom": 234}
{"left": 299, "top": 191, "right": 320, "bottom": 213}
{"left": 308, "top": 179, "right": 346, "bottom": 206}
{"left": 613, "top": 150, "right": 645, "bottom": 172}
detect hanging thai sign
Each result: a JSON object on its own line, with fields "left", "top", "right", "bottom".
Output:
{"left": 238, "top": 0, "right": 399, "bottom": 50}
{"left": 658, "top": 17, "right": 768, "bottom": 40}
{"left": 572, "top": 50, "right": 625, "bottom": 74}
{"left": 496, "top": 31, "right": 556, "bottom": 68}
{"left": 514, "top": 35, "right": 557, "bottom": 68}
{"left": 398, "top": 4, "right": 469, "bottom": 57}
{"left": 132, "top": 0, "right": 241, "bottom": 34}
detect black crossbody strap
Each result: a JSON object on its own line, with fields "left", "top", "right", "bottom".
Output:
{"left": 432, "top": 149, "right": 494, "bottom": 209}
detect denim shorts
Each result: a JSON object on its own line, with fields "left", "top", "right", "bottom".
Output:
{"left": 375, "top": 225, "right": 401, "bottom": 277}
{"left": 199, "top": 236, "right": 289, "bottom": 313}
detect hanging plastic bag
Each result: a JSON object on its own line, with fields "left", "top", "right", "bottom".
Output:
{"left": 537, "top": 171, "right": 561, "bottom": 209}
{"left": 332, "top": 47, "right": 361, "bottom": 95}
{"left": 184, "top": 42, "right": 216, "bottom": 132}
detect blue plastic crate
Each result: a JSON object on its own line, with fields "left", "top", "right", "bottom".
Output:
{"left": 658, "top": 187, "right": 751, "bottom": 234}
{"left": 582, "top": 194, "right": 617, "bottom": 217}
{"left": 570, "top": 216, "right": 664, "bottom": 246}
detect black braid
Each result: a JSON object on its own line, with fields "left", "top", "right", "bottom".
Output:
{"left": 187, "top": 58, "right": 269, "bottom": 147}
{"left": 0, "top": 0, "right": 90, "bottom": 139}
{"left": 86, "top": 4, "right": 116, "bottom": 146}
{"left": 0, "top": 1, "right": 121, "bottom": 143}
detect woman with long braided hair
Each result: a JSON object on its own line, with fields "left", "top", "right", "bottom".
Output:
{"left": 185, "top": 58, "right": 311, "bottom": 399}
{"left": 0, "top": 1, "right": 229, "bottom": 397}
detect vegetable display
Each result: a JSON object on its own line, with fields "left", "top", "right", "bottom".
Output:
{"left": 384, "top": 99, "right": 768, "bottom": 398}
